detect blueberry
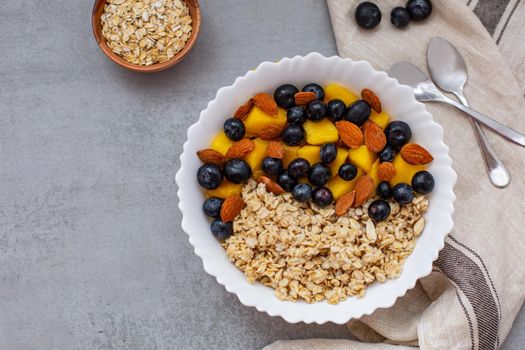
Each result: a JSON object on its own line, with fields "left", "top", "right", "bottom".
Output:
{"left": 411, "top": 171, "right": 434, "bottom": 194}
{"left": 277, "top": 171, "right": 297, "bottom": 192}
{"left": 288, "top": 158, "right": 310, "bottom": 178}
{"left": 391, "top": 6, "right": 411, "bottom": 28}
{"left": 282, "top": 124, "right": 305, "bottom": 146}
{"left": 197, "top": 163, "right": 223, "bottom": 189}
{"left": 338, "top": 162, "right": 358, "bottom": 181}
{"left": 320, "top": 143, "right": 337, "bottom": 164}
{"left": 223, "top": 118, "right": 245, "bottom": 141}
{"left": 292, "top": 183, "right": 312, "bottom": 202}
{"left": 202, "top": 197, "right": 224, "bottom": 218}
{"left": 308, "top": 163, "right": 331, "bottom": 186}
{"left": 376, "top": 181, "right": 392, "bottom": 199}
{"left": 312, "top": 187, "right": 334, "bottom": 207}
{"left": 306, "top": 100, "right": 326, "bottom": 121}
{"left": 355, "top": 1, "right": 382, "bottom": 30}
{"left": 392, "top": 183, "right": 414, "bottom": 205}
{"left": 368, "top": 199, "right": 391, "bottom": 222}
{"left": 287, "top": 106, "right": 307, "bottom": 125}
{"left": 223, "top": 159, "right": 252, "bottom": 184}
{"left": 345, "top": 100, "right": 371, "bottom": 126}
{"left": 210, "top": 219, "right": 233, "bottom": 240}
{"left": 378, "top": 146, "right": 396, "bottom": 163}
{"left": 262, "top": 157, "right": 283, "bottom": 176}
{"left": 385, "top": 121, "right": 412, "bottom": 151}
{"left": 326, "top": 99, "right": 346, "bottom": 122}
{"left": 406, "top": 0, "right": 432, "bottom": 21}
{"left": 274, "top": 84, "right": 299, "bottom": 109}
{"left": 302, "top": 83, "right": 325, "bottom": 100}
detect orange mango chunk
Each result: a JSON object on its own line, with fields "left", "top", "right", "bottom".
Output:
{"left": 303, "top": 119, "right": 339, "bottom": 145}
{"left": 326, "top": 169, "right": 363, "bottom": 200}
{"left": 348, "top": 145, "right": 377, "bottom": 173}
{"left": 390, "top": 155, "right": 427, "bottom": 186}
{"left": 282, "top": 145, "right": 299, "bottom": 168}
{"left": 330, "top": 147, "right": 349, "bottom": 177}
{"left": 369, "top": 111, "right": 390, "bottom": 129}
{"left": 243, "top": 106, "right": 287, "bottom": 136}
{"left": 245, "top": 138, "right": 269, "bottom": 171}
{"left": 210, "top": 132, "right": 234, "bottom": 156}
{"left": 297, "top": 145, "right": 321, "bottom": 165}
{"left": 205, "top": 181, "right": 242, "bottom": 199}
{"left": 324, "top": 83, "right": 359, "bottom": 105}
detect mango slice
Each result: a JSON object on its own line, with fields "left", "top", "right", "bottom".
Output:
{"left": 205, "top": 181, "right": 242, "bottom": 199}
{"left": 330, "top": 147, "right": 349, "bottom": 177}
{"left": 324, "top": 83, "right": 359, "bottom": 105}
{"left": 245, "top": 138, "right": 269, "bottom": 171}
{"left": 369, "top": 111, "right": 390, "bottom": 129}
{"left": 368, "top": 160, "right": 380, "bottom": 188}
{"left": 297, "top": 145, "right": 321, "bottom": 165}
{"left": 303, "top": 119, "right": 339, "bottom": 145}
{"left": 326, "top": 169, "right": 363, "bottom": 200}
{"left": 244, "top": 106, "right": 287, "bottom": 136}
{"left": 210, "top": 132, "right": 235, "bottom": 156}
{"left": 348, "top": 145, "right": 377, "bottom": 173}
{"left": 282, "top": 145, "right": 299, "bottom": 168}
{"left": 390, "top": 155, "right": 427, "bottom": 186}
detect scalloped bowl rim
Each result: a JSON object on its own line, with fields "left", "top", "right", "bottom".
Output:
{"left": 176, "top": 53, "right": 456, "bottom": 324}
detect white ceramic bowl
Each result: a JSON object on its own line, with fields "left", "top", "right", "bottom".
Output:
{"left": 176, "top": 53, "right": 456, "bottom": 324}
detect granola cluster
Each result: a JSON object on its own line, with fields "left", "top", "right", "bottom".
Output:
{"left": 224, "top": 180, "right": 427, "bottom": 304}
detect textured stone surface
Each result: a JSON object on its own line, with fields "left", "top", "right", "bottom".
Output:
{"left": 0, "top": 0, "right": 522, "bottom": 349}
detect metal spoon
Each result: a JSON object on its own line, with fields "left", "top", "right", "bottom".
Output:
{"left": 388, "top": 62, "right": 525, "bottom": 147}
{"left": 427, "top": 37, "right": 510, "bottom": 188}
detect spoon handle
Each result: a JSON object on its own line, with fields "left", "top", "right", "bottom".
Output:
{"left": 442, "top": 96, "right": 525, "bottom": 147}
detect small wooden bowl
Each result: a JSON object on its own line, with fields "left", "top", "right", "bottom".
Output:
{"left": 92, "top": 0, "right": 201, "bottom": 73}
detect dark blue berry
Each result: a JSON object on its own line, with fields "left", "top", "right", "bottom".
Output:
{"left": 385, "top": 121, "right": 412, "bottom": 151}
{"left": 326, "top": 99, "right": 346, "bottom": 122}
{"left": 391, "top": 7, "right": 411, "bottom": 28}
{"left": 306, "top": 100, "right": 326, "bottom": 121}
{"left": 368, "top": 199, "right": 391, "bottom": 222}
{"left": 392, "top": 183, "right": 414, "bottom": 205}
{"left": 292, "top": 183, "right": 312, "bottom": 202}
{"left": 277, "top": 171, "right": 297, "bottom": 192}
{"left": 202, "top": 197, "right": 223, "bottom": 218}
{"left": 262, "top": 157, "right": 283, "bottom": 176}
{"left": 288, "top": 158, "right": 310, "bottom": 178}
{"left": 378, "top": 146, "right": 396, "bottom": 162}
{"left": 211, "top": 219, "right": 233, "bottom": 239}
{"left": 274, "top": 84, "right": 299, "bottom": 109}
{"left": 406, "top": 0, "right": 432, "bottom": 21}
{"left": 223, "top": 118, "right": 245, "bottom": 141}
{"left": 223, "top": 159, "right": 252, "bottom": 184}
{"left": 308, "top": 163, "right": 331, "bottom": 186}
{"left": 345, "top": 100, "right": 371, "bottom": 126}
{"left": 281, "top": 124, "right": 305, "bottom": 146}
{"left": 320, "top": 143, "right": 337, "bottom": 164}
{"left": 338, "top": 163, "right": 358, "bottom": 181}
{"left": 355, "top": 2, "right": 382, "bottom": 30}
{"left": 197, "top": 163, "right": 223, "bottom": 189}
{"left": 376, "top": 181, "right": 392, "bottom": 199}
{"left": 312, "top": 187, "right": 333, "bottom": 207}
{"left": 287, "top": 106, "right": 307, "bottom": 124}
{"left": 302, "top": 83, "right": 325, "bottom": 100}
{"left": 411, "top": 171, "right": 434, "bottom": 194}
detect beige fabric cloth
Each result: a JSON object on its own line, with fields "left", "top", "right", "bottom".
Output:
{"left": 265, "top": 1, "right": 525, "bottom": 349}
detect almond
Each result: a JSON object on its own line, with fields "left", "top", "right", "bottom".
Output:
{"left": 196, "top": 149, "right": 226, "bottom": 166}
{"left": 220, "top": 194, "right": 245, "bottom": 222}
{"left": 377, "top": 162, "right": 396, "bottom": 182}
{"left": 353, "top": 175, "right": 374, "bottom": 207}
{"left": 361, "top": 88, "right": 382, "bottom": 113}
{"left": 335, "top": 191, "right": 355, "bottom": 216}
{"left": 233, "top": 99, "right": 254, "bottom": 120}
{"left": 335, "top": 121, "right": 363, "bottom": 148}
{"left": 260, "top": 124, "right": 283, "bottom": 140}
{"left": 400, "top": 143, "right": 434, "bottom": 165}
{"left": 364, "top": 120, "right": 387, "bottom": 152}
{"left": 225, "top": 139, "right": 255, "bottom": 159}
{"left": 257, "top": 175, "right": 285, "bottom": 195}
{"left": 294, "top": 91, "right": 316, "bottom": 105}
{"left": 252, "top": 93, "right": 278, "bottom": 116}
{"left": 266, "top": 141, "right": 285, "bottom": 159}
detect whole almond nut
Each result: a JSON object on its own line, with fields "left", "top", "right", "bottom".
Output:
{"left": 377, "top": 162, "right": 396, "bottom": 182}
{"left": 252, "top": 93, "right": 278, "bottom": 116}
{"left": 226, "top": 139, "right": 255, "bottom": 159}
{"left": 364, "top": 120, "right": 387, "bottom": 152}
{"left": 336, "top": 121, "right": 363, "bottom": 148}
{"left": 257, "top": 175, "right": 285, "bottom": 195}
{"left": 400, "top": 143, "right": 434, "bottom": 165}
{"left": 361, "top": 88, "right": 382, "bottom": 113}
{"left": 266, "top": 141, "right": 285, "bottom": 159}
{"left": 233, "top": 99, "right": 254, "bottom": 120}
{"left": 335, "top": 191, "right": 355, "bottom": 216}
{"left": 220, "top": 194, "right": 245, "bottom": 222}
{"left": 353, "top": 175, "right": 374, "bottom": 207}
{"left": 294, "top": 91, "right": 317, "bottom": 105}
{"left": 196, "top": 149, "right": 226, "bottom": 166}
{"left": 260, "top": 125, "right": 283, "bottom": 140}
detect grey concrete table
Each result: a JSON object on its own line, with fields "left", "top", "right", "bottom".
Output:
{"left": 0, "top": 1, "right": 523, "bottom": 349}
